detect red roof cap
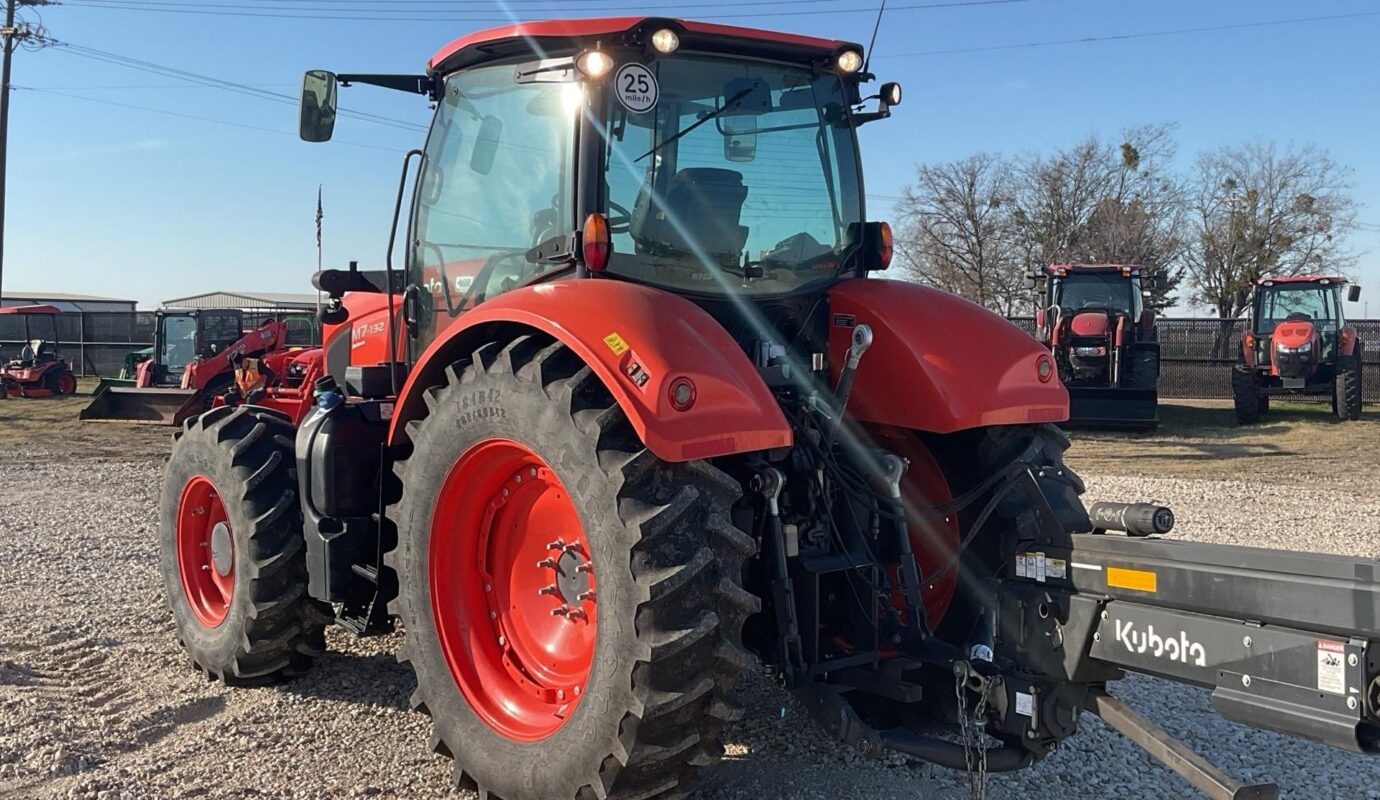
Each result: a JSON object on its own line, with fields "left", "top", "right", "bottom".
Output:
{"left": 429, "top": 17, "right": 849, "bottom": 71}
{"left": 1258, "top": 274, "right": 1349, "bottom": 285}
{"left": 0, "top": 304, "right": 61, "bottom": 315}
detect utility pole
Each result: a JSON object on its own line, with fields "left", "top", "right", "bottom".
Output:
{"left": 0, "top": 0, "right": 44, "bottom": 306}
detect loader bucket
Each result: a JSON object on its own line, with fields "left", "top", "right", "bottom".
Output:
{"left": 80, "top": 386, "right": 201, "bottom": 425}
{"left": 1066, "top": 386, "right": 1158, "bottom": 431}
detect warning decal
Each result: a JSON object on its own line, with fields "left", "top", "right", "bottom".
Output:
{"left": 1317, "top": 640, "right": 1346, "bottom": 695}
{"left": 603, "top": 332, "right": 629, "bottom": 355}
{"left": 614, "top": 63, "right": 659, "bottom": 114}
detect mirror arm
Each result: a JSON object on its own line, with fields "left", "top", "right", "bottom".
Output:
{"left": 851, "top": 106, "right": 892, "bottom": 127}
{"left": 337, "top": 73, "right": 440, "bottom": 100}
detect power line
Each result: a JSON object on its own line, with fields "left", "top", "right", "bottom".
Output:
{"left": 877, "top": 10, "right": 1380, "bottom": 58}
{"left": 15, "top": 86, "right": 400, "bottom": 152}
{"left": 55, "top": 0, "right": 1028, "bottom": 22}
{"left": 40, "top": 37, "right": 426, "bottom": 132}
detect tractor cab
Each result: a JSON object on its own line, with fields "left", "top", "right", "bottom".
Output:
{"left": 1027, "top": 264, "right": 1160, "bottom": 429}
{"left": 1233, "top": 275, "right": 1364, "bottom": 423}
{"left": 299, "top": 18, "right": 898, "bottom": 353}
{"left": 143, "top": 309, "right": 245, "bottom": 387}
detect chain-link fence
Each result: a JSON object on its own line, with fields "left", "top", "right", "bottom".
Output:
{"left": 1010, "top": 317, "right": 1380, "bottom": 401}
{"left": 0, "top": 311, "right": 320, "bottom": 378}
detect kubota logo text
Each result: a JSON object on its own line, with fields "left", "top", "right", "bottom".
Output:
{"left": 1113, "top": 620, "right": 1207, "bottom": 666}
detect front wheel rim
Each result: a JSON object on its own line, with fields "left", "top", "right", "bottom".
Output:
{"left": 431, "top": 439, "right": 596, "bottom": 742}
{"left": 175, "top": 475, "right": 234, "bottom": 628}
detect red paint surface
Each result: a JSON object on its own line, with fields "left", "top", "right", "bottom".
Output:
{"left": 390, "top": 280, "right": 792, "bottom": 462}
{"left": 429, "top": 16, "right": 848, "bottom": 70}
{"left": 828, "top": 279, "right": 1068, "bottom": 432}
{"left": 1069, "top": 312, "right": 1110, "bottom": 338}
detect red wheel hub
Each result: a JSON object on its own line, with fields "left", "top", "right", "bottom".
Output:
{"left": 430, "top": 439, "right": 596, "bottom": 742}
{"left": 175, "top": 475, "right": 234, "bottom": 628}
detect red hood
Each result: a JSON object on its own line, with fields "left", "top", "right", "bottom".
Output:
{"left": 1068, "top": 312, "right": 1110, "bottom": 338}
{"left": 1271, "top": 320, "right": 1316, "bottom": 349}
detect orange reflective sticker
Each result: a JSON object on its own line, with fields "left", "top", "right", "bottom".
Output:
{"left": 1106, "top": 566, "right": 1158, "bottom": 593}
{"left": 603, "top": 332, "right": 629, "bottom": 355}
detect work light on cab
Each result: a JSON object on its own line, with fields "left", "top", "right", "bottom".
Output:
{"left": 836, "top": 49, "right": 863, "bottom": 74}
{"left": 651, "top": 28, "right": 680, "bottom": 53}
{"left": 576, "top": 49, "right": 614, "bottom": 78}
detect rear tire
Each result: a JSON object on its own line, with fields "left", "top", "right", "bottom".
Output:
{"left": 1335, "top": 343, "right": 1363, "bottom": 421}
{"left": 159, "top": 406, "right": 329, "bottom": 685}
{"left": 46, "top": 367, "right": 76, "bottom": 396}
{"left": 387, "top": 334, "right": 757, "bottom": 800}
{"left": 1232, "top": 365, "right": 1261, "bottom": 425}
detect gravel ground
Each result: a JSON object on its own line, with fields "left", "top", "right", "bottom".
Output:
{"left": 1, "top": 439, "right": 1378, "bottom": 800}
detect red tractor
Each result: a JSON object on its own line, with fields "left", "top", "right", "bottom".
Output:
{"left": 1028, "top": 263, "right": 1160, "bottom": 430}
{"left": 156, "top": 18, "right": 1380, "bottom": 800}
{"left": 1233, "top": 275, "right": 1364, "bottom": 424}
{"left": 0, "top": 304, "right": 78, "bottom": 399}
{"left": 81, "top": 309, "right": 295, "bottom": 424}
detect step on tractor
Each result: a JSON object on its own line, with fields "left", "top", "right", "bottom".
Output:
{"left": 1027, "top": 263, "right": 1161, "bottom": 431}
{"left": 1233, "top": 275, "right": 1365, "bottom": 424}
{"left": 158, "top": 18, "right": 1379, "bottom": 800}
{"left": 0, "top": 304, "right": 78, "bottom": 399}
{"left": 81, "top": 309, "right": 294, "bottom": 424}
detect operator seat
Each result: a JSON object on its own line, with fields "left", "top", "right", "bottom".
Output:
{"left": 630, "top": 168, "right": 749, "bottom": 263}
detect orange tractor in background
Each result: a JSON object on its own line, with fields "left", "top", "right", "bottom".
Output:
{"left": 1028, "top": 263, "right": 1161, "bottom": 430}
{"left": 81, "top": 309, "right": 309, "bottom": 424}
{"left": 154, "top": 18, "right": 1380, "bottom": 800}
{"left": 0, "top": 305, "right": 78, "bottom": 399}
{"left": 1232, "top": 275, "right": 1365, "bottom": 424}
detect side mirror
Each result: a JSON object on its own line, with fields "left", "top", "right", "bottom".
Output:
{"left": 299, "top": 70, "right": 338, "bottom": 143}
{"left": 1347, "top": 284, "right": 1362, "bottom": 303}
{"left": 470, "top": 115, "right": 504, "bottom": 176}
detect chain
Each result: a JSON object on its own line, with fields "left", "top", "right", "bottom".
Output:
{"left": 954, "top": 666, "right": 990, "bottom": 800}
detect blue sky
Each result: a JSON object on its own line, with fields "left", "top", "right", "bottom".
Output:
{"left": 6, "top": 0, "right": 1378, "bottom": 314}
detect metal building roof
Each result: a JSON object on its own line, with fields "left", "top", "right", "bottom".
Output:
{"left": 161, "top": 291, "right": 321, "bottom": 310}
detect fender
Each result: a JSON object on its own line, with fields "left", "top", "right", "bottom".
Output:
{"left": 828, "top": 279, "right": 1067, "bottom": 433}
{"left": 389, "top": 280, "right": 792, "bottom": 462}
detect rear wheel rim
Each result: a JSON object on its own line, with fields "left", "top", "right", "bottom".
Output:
{"left": 57, "top": 373, "right": 76, "bottom": 395}
{"left": 431, "top": 439, "right": 596, "bottom": 742}
{"left": 175, "top": 475, "right": 233, "bottom": 628}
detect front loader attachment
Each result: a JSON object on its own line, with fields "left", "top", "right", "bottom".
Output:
{"left": 1066, "top": 385, "right": 1158, "bottom": 431}
{"left": 79, "top": 386, "right": 201, "bottom": 425}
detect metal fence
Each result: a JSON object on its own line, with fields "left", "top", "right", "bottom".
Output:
{"left": 0, "top": 311, "right": 320, "bottom": 378}
{"left": 1010, "top": 317, "right": 1380, "bottom": 401}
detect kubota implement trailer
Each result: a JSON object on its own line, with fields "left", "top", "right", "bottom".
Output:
{"left": 1028, "top": 263, "right": 1161, "bottom": 430}
{"left": 81, "top": 309, "right": 291, "bottom": 424}
{"left": 0, "top": 305, "right": 78, "bottom": 399}
{"left": 157, "top": 18, "right": 1378, "bottom": 800}
{"left": 1232, "top": 275, "right": 1365, "bottom": 424}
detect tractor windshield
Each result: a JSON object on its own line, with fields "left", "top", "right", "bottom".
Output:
{"left": 600, "top": 56, "right": 863, "bottom": 295}
{"left": 1053, "top": 272, "right": 1140, "bottom": 316}
{"left": 1255, "top": 284, "right": 1338, "bottom": 335}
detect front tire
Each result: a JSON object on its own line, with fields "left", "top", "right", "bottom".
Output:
{"left": 387, "top": 335, "right": 757, "bottom": 800}
{"left": 159, "top": 406, "right": 329, "bottom": 684}
{"left": 1335, "top": 343, "right": 1363, "bottom": 421}
{"left": 1232, "top": 365, "right": 1262, "bottom": 425}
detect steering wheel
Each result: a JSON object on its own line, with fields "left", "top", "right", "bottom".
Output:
{"left": 606, "top": 199, "right": 633, "bottom": 233}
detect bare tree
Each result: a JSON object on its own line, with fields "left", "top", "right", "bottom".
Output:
{"left": 893, "top": 153, "right": 1024, "bottom": 314}
{"left": 1183, "top": 141, "right": 1357, "bottom": 320}
{"left": 1012, "top": 124, "right": 1185, "bottom": 308}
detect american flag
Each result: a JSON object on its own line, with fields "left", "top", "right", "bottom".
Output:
{"left": 315, "top": 185, "right": 323, "bottom": 249}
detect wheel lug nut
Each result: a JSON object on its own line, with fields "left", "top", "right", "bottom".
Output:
{"left": 567, "top": 609, "right": 587, "bottom": 621}
{"left": 484, "top": 583, "right": 492, "bottom": 593}
{"left": 498, "top": 636, "right": 506, "bottom": 646}
{"left": 545, "top": 539, "right": 565, "bottom": 550}
{"left": 556, "top": 689, "right": 565, "bottom": 701}
{"left": 536, "top": 558, "right": 557, "bottom": 569}
{"left": 562, "top": 543, "right": 581, "bottom": 556}
{"left": 576, "top": 563, "right": 594, "bottom": 574}
{"left": 550, "top": 606, "right": 569, "bottom": 617}
{"left": 577, "top": 591, "right": 596, "bottom": 603}
{"left": 538, "top": 585, "right": 559, "bottom": 597}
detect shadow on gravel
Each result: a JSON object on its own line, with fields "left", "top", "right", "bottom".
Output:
{"left": 279, "top": 650, "right": 415, "bottom": 712}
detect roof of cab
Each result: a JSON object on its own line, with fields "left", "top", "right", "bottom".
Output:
{"left": 1044, "top": 263, "right": 1146, "bottom": 273}
{"left": 428, "top": 17, "right": 851, "bottom": 72}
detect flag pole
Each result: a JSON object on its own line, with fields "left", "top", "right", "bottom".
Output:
{"left": 315, "top": 185, "right": 323, "bottom": 339}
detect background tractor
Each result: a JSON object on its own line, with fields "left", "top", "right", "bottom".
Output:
{"left": 1028, "top": 263, "right": 1161, "bottom": 430}
{"left": 155, "top": 18, "right": 1379, "bottom": 800}
{"left": 0, "top": 304, "right": 78, "bottom": 399}
{"left": 81, "top": 309, "right": 293, "bottom": 424}
{"left": 1233, "top": 275, "right": 1364, "bottom": 424}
